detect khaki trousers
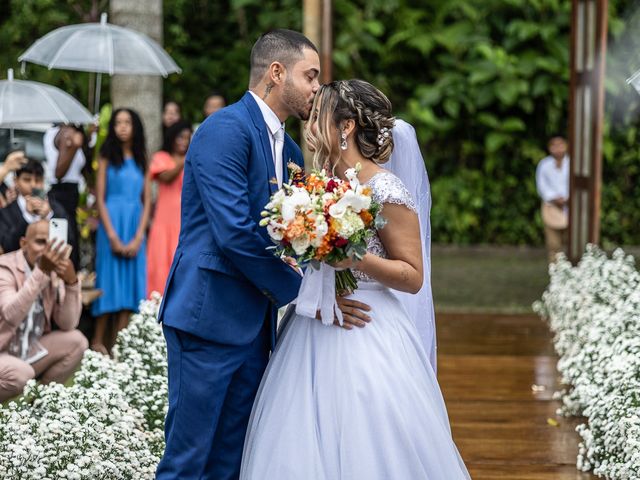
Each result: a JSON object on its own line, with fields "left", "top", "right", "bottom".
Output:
{"left": 544, "top": 225, "right": 567, "bottom": 263}
{"left": 0, "top": 330, "right": 88, "bottom": 402}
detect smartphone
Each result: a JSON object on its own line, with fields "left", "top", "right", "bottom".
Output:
{"left": 31, "top": 187, "right": 46, "bottom": 200}
{"left": 9, "top": 138, "right": 26, "bottom": 154}
{"left": 49, "top": 218, "right": 68, "bottom": 244}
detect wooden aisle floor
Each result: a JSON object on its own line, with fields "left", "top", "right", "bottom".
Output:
{"left": 437, "top": 313, "right": 598, "bottom": 480}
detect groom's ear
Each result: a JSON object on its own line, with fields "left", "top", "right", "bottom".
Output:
{"left": 268, "top": 61, "right": 286, "bottom": 86}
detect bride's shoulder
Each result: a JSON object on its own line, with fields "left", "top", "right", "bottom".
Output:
{"left": 366, "top": 170, "right": 417, "bottom": 212}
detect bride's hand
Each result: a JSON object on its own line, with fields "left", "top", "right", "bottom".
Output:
{"left": 330, "top": 256, "right": 363, "bottom": 271}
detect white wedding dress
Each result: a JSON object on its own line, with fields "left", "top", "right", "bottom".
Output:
{"left": 240, "top": 172, "right": 470, "bottom": 480}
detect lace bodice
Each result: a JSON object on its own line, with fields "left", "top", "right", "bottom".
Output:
{"left": 353, "top": 171, "right": 417, "bottom": 283}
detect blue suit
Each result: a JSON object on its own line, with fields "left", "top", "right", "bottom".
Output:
{"left": 156, "top": 92, "right": 303, "bottom": 480}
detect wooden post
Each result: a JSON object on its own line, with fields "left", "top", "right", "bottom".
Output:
{"left": 302, "top": 0, "right": 330, "bottom": 169}
{"left": 568, "top": 0, "right": 608, "bottom": 263}
{"left": 321, "top": 0, "right": 333, "bottom": 84}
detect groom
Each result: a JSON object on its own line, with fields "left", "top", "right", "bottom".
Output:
{"left": 156, "top": 30, "right": 368, "bottom": 480}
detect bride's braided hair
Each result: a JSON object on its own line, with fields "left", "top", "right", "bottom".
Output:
{"left": 333, "top": 80, "right": 395, "bottom": 163}
{"left": 306, "top": 79, "right": 395, "bottom": 169}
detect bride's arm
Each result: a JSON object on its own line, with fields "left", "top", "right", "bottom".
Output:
{"left": 336, "top": 203, "right": 424, "bottom": 294}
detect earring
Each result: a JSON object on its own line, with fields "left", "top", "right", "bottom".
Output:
{"left": 340, "top": 132, "right": 348, "bottom": 151}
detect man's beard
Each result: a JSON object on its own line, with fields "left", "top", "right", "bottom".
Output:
{"left": 283, "top": 79, "right": 311, "bottom": 120}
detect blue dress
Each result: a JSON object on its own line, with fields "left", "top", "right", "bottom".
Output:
{"left": 92, "top": 158, "right": 146, "bottom": 316}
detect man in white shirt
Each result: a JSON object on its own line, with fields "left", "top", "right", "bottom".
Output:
{"left": 43, "top": 124, "right": 88, "bottom": 268}
{"left": 536, "top": 135, "right": 569, "bottom": 262}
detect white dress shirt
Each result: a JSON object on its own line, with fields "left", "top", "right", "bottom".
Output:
{"left": 536, "top": 154, "right": 569, "bottom": 203}
{"left": 248, "top": 91, "right": 285, "bottom": 186}
{"left": 43, "top": 126, "right": 86, "bottom": 185}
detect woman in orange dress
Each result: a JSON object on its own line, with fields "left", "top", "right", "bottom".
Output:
{"left": 147, "top": 120, "right": 192, "bottom": 297}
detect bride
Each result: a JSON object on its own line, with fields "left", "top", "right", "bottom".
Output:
{"left": 240, "top": 79, "right": 470, "bottom": 479}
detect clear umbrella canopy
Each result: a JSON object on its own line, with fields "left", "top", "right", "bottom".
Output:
{"left": 627, "top": 69, "right": 640, "bottom": 95}
{"left": 0, "top": 69, "right": 93, "bottom": 127}
{"left": 18, "top": 13, "right": 181, "bottom": 77}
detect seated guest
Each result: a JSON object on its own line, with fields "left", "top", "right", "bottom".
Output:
{"left": 0, "top": 221, "right": 87, "bottom": 402}
{"left": 0, "top": 158, "right": 72, "bottom": 254}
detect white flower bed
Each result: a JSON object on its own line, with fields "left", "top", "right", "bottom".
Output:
{"left": 0, "top": 294, "right": 168, "bottom": 479}
{"left": 534, "top": 246, "right": 640, "bottom": 479}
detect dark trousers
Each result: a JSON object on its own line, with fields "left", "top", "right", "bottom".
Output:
{"left": 156, "top": 320, "right": 270, "bottom": 480}
{"left": 48, "top": 182, "right": 80, "bottom": 270}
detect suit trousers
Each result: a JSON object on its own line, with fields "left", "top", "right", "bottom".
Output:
{"left": 156, "top": 318, "right": 270, "bottom": 480}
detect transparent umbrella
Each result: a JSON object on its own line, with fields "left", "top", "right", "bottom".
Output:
{"left": 0, "top": 69, "right": 93, "bottom": 141}
{"left": 627, "top": 69, "right": 640, "bottom": 95}
{"left": 18, "top": 13, "right": 181, "bottom": 112}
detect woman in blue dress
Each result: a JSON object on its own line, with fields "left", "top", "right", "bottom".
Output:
{"left": 91, "top": 108, "right": 152, "bottom": 355}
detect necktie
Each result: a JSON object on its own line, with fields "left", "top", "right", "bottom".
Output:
{"left": 274, "top": 126, "right": 284, "bottom": 187}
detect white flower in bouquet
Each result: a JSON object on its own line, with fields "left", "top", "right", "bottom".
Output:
{"left": 291, "top": 235, "right": 311, "bottom": 255}
{"left": 265, "top": 188, "right": 287, "bottom": 211}
{"left": 267, "top": 223, "right": 285, "bottom": 242}
{"left": 344, "top": 166, "right": 360, "bottom": 189}
{"left": 281, "top": 187, "right": 311, "bottom": 222}
{"left": 328, "top": 190, "right": 371, "bottom": 219}
{"left": 335, "top": 210, "right": 365, "bottom": 239}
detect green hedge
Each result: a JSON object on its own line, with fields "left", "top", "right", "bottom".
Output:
{"left": 1, "top": 0, "right": 640, "bottom": 245}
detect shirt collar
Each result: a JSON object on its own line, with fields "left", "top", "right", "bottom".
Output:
{"left": 17, "top": 195, "right": 42, "bottom": 224}
{"left": 544, "top": 154, "right": 569, "bottom": 168}
{"left": 248, "top": 91, "right": 284, "bottom": 137}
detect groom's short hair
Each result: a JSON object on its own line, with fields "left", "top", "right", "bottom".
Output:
{"left": 249, "top": 29, "right": 318, "bottom": 88}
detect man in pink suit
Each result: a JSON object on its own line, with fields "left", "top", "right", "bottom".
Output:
{"left": 0, "top": 220, "right": 87, "bottom": 401}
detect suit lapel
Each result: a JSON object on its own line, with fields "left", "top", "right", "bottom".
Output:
{"left": 241, "top": 92, "right": 278, "bottom": 194}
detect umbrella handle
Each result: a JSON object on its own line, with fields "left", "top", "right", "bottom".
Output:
{"left": 94, "top": 72, "right": 102, "bottom": 115}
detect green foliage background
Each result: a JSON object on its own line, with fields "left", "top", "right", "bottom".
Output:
{"left": 1, "top": 0, "right": 640, "bottom": 245}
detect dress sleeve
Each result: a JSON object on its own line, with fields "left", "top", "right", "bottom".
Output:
{"left": 149, "top": 151, "right": 175, "bottom": 179}
{"left": 371, "top": 173, "right": 418, "bottom": 213}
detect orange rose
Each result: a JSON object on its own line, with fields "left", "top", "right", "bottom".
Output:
{"left": 285, "top": 215, "right": 307, "bottom": 240}
{"left": 359, "top": 210, "right": 373, "bottom": 226}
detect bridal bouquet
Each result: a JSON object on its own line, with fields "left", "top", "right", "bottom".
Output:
{"left": 260, "top": 162, "right": 385, "bottom": 295}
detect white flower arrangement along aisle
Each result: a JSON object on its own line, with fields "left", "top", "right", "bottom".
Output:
{"left": 0, "top": 295, "right": 168, "bottom": 480}
{"left": 534, "top": 246, "right": 640, "bottom": 479}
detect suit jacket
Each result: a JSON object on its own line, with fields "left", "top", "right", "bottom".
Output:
{"left": 0, "top": 197, "right": 72, "bottom": 254}
{"left": 158, "top": 92, "right": 304, "bottom": 347}
{"left": 0, "top": 249, "right": 82, "bottom": 351}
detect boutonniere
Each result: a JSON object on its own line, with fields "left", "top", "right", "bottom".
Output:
{"left": 287, "top": 161, "right": 301, "bottom": 176}
{"left": 287, "top": 161, "right": 306, "bottom": 187}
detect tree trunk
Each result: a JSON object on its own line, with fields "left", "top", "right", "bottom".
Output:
{"left": 110, "top": 0, "right": 163, "bottom": 154}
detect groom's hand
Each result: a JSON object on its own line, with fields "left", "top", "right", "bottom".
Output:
{"left": 335, "top": 297, "right": 372, "bottom": 330}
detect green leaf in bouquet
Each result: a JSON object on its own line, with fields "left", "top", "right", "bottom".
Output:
{"left": 375, "top": 214, "right": 388, "bottom": 230}
{"left": 347, "top": 243, "right": 368, "bottom": 261}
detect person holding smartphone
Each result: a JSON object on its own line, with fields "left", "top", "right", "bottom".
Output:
{"left": 0, "top": 158, "right": 71, "bottom": 254}
{"left": 0, "top": 149, "right": 27, "bottom": 208}
{"left": 0, "top": 220, "right": 87, "bottom": 401}
{"left": 43, "top": 124, "right": 90, "bottom": 269}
